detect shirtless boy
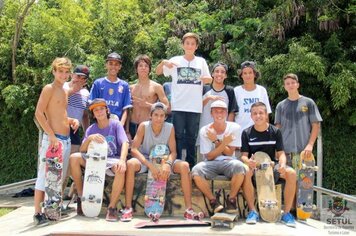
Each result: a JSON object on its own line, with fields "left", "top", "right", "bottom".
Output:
{"left": 33, "top": 57, "right": 79, "bottom": 226}
{"left": 128, "top": 54, "right": 169, "bottom": 139}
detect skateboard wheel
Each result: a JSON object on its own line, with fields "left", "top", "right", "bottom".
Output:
{"left": 101, "top": 156, "right": 105, "bottom": 160}
{"left": 314, "top": 166, "right": 319, "bottom": 171}
{"left": 42, "top": 158, "right": 46, "bottom": 162}
{"left": 96, "top": 198, "right": 101, "bottom": 204}
{"left": 211, "top": 221, "right": 216, "bottom": 227}
{"left": 153, "top": 213, "right": 160, "bottom": 221}
{"left": 81, "top": 196, "right": 86, "bottom": 201}
{"left": 159, "top": 196, "right": 164, "bottom": 203}
{"left": 144, "top": 195, "right": 149, "bottom": 202}
{"left": 83, "top": 154, "right": 89, "bottom": 159}
{"left": 197, "top": 212, "right": 205, "bottom": 220}
{"left": 312, "top": 204, "right": 317, "bottom": 210}
{"left": 229, "top": 222, "right": 234, "bottom": 229}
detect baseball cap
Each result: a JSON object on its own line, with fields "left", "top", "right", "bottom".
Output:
{"left": 73, "top": 65, "right": 90, "bottom": 78}
{"left": 211, "top": 100, "right": 228, "bottom": 109}
{"left": 106, "top": 52, "right": 122, "bottom": 62}
{"left": 89, "top": 98, "right": 107, "bottom": 111}
{"left": 240, "top": 61, "right": 256, "bottom": 69}
{"left": 150, "top": 102, "right": 168, "bottom": 114}
{"left": 212, "top": 62, "right": 228, "bottom": 73}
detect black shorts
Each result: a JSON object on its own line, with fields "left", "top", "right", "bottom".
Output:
{"left": 69, "top": 127, "right": 81, "bottom": 145}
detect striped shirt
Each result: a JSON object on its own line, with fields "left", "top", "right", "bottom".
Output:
{"left": 64, "top": 82, "right": 89, "bottom": 124}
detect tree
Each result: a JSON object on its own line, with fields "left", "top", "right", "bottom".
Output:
{"left": 11, "top": 0, "right": 36, "bottom": 83}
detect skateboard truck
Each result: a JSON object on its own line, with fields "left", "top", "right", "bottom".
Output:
{"left": 260, "top": 199, "right": 278, "bottom": 208}
{"left": 258, "top": 162, "right": 273, "bottom": 170}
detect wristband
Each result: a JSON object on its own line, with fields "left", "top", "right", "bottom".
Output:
{"left": 166, "top": 160, "right": 173, "bottom": 169}
{"left": 213, "top": 139, "right": 220, "bottom": 144}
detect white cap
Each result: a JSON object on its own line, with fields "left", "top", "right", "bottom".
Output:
{"left": 211, "top": 100, "right": 227, "bottom": 109}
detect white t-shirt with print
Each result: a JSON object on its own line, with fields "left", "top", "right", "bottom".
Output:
{"left": 234, "top": 84, "right": 272, "bottom": 131}
{"left": 163, "top": 55, "right": 211, "bottom": 113}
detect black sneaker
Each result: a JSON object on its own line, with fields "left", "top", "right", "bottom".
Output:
{"left": 76, "top": 197, "right": 83, "bottom": 216}
{"left": 226, "top": 195, "right": 238, "bottom": 214}
{"left": 210, "top": 199, "right": 224, "bottom": 213}
{"left": 33, "top": 213, "right": 49, "bottom": 227}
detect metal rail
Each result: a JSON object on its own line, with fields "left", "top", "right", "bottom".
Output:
{"left": 0, "top": 178, "right": 36, "bottom": 192}
{"left": 314, "top": 186, "right": 356, "bottom": 203}
{"left": 316, "top": 127, "right": 323, "bottom": 207}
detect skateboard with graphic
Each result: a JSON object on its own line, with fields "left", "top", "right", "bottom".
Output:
{"left": 144, "top": 144, "right": 170, "bottom": 222}
{"left": 43, "top": 142, "right": 63, "bottom": 221}
{"left": 82, "top": 140, "right": 108, "bottom": 217}
{"left": 211, "top": 212, "right": 238, "bottom": 229}
{"left": 293, "top": 151, "right": 318, "bottom": 220}
{"left": 254, "top": 152, "right": 281, "bottom": 223}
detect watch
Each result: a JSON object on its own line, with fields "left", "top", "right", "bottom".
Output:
{"left": 213, "top": 139, "right": 220, "bottom": 144}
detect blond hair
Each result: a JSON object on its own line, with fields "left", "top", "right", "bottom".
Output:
{"left": 51, "top": 57, "right": 72, "bottom": 72}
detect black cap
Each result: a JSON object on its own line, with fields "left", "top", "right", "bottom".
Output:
{"left": 106, "top": 52, "right": 122, "bottom": 62}
{"left": 240, "top": 61, "right": 256, "bottom": 69}
{"left": 73, "top": 65, "right": 90, "bottom": 78}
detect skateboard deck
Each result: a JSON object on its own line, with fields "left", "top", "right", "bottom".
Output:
{"left": 82, "top": 140, "right": 108, "bottom": 217}
{"left": 254, "top": 151, "right": 280, "bottom": 223}
{"left": 144, "top": 144, "right": 169, "bottom": 222}
{"left": 43, "top": 142, "right": 63, "bottom": 221}
{"left": 135, "top": 219, "right": 210, "bottom": 228}
{"left": 211, "top": 212, "right": 238, "bottom": 229}
{"left": 295, "top": 151, "right": 317, "bottom": 220}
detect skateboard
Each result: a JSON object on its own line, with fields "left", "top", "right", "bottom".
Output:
{"left": 211, "top": 212, "right": 238, "bottom": 229}
{"left": 81, "top": 140, "right": 108, "bottom": 217}
{"left": 135, "top": 219, "right": 210, "bottom": 228}
{"left": 254, "top": 151, "right": 280, "bottom": 223}
{"left": 144, "top": 144, "right": 170, "bottom": 222}
{"left": 43, "top": 142, "right": 63, "bottom": 221}
{"left": 294, "top": 151, "right": 318, "bottom": 220}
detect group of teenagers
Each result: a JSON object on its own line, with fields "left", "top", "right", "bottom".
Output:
{"left": 33, "top": 32, "right": 323, "bottom": 228}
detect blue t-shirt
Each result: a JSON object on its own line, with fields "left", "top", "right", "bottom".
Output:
{"left": 89, "top": 77, "right": 132, "bottom": 119}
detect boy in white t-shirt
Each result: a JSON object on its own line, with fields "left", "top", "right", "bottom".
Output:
{"left": 156, "top": 32, "right": 212, "bottom": 169}
{"left": 234, "top": 61, "right": 272, "bottom": 132}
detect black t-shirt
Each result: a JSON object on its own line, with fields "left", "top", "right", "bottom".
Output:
{"left": 241, "top": 124, "right": 284, "bottom": 162}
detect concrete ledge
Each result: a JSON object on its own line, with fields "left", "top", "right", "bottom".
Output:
{"left": 104, "top": 173, "right": 281, "bottom": 219}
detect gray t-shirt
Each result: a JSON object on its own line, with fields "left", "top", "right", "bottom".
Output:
{"left": 275, "top": 96, "right": 322, "bottom": 153}
{"left": 140, "top": 121, "right": 173, "bottom": 157}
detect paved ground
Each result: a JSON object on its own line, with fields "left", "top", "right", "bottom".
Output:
{"left": 1, "top": 192, "right": 355, "bottom": 236}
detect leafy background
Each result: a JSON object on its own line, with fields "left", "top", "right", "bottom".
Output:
{"left": 0, "top": 0, "right": 355, "bottom": 194}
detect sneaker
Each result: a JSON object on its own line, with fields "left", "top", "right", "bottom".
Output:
{"left": 246, "top": 210, "right": 259, "bottom": 224}
{"left": 281, "top": 212, "right": 296, "bottom": 228}
{"left": 106, "top": 207, "right": 118, "bottom": 222}
{"left": 120, "top": 207, "right": 133, "bottom": 222}
{"left": 76, "top": 197, "right": 83, "bottom": 216}
{"left": 184, "top": 208, "right": 197, "bottom": 220}
{"left": 225, "top": 195, "right": 238, "bottom": 214}
{"left": 33, "top": 213, "right": 49, "bottom": 227}
{"left": 210, "top": 199, "right": 224, "bottom": 213}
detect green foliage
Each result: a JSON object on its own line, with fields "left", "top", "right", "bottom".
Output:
{"left": 0, "top": 0, "right": 355, "bottom": 194}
